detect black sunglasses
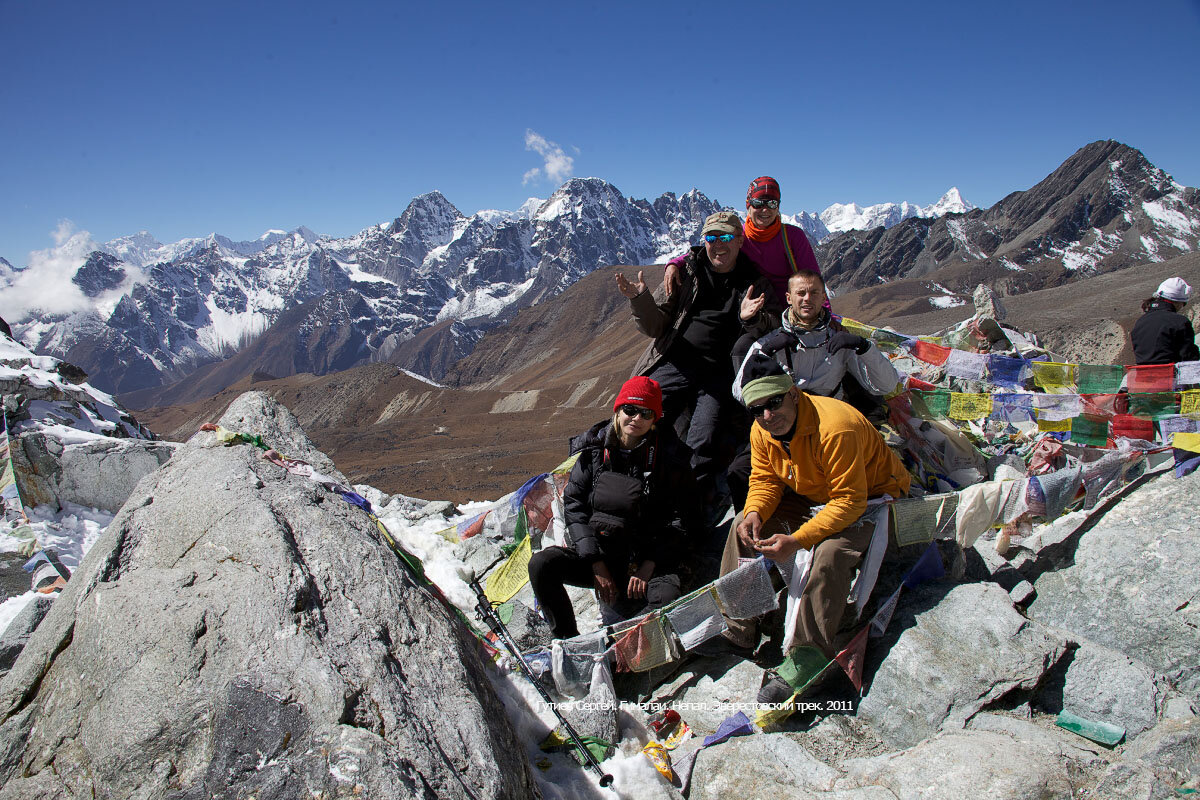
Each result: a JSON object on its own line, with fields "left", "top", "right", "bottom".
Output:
{"left": 748, "top": 198, "right": 780, "bottom": 209}
{"left": 618, "top": 404, "right": 655, "bottom": 420}
{"left": 747, "top": 394, "right": 787, "bottom": 417}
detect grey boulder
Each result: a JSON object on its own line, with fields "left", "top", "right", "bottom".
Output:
{"left": 0, "top": 434, "right": 535, "bottom": 799}
{"left": 857, "top": 582, "right": 1068, "bottom": 748}
{"left": 12, "top": 432, "right": 176, "bottom": 513}
{"left": 1027, "top": 469, "right": 1200, "bottom": 698}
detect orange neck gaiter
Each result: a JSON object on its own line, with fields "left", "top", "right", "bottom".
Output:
{"left": 744, "top": 214, "right": 782, "bottom": 242}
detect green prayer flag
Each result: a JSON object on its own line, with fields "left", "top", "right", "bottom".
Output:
{"left": 1076, "top": 364, "right": 1125, "bottom": 394}
{"left": 1126, "top": 392, "right": 1179, "bottom": 421}
{"left": 911, "top": 390, "right": 950, "bottom": 419}
{"left": 1070, "top": 415, "right": 1109, "bottom": 447}
{"left": 776, "top": 645, "right": 832, "bottom": 692}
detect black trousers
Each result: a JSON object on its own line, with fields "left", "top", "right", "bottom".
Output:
{"left": 528, "top": 546, "right": 682, "bottom": 639}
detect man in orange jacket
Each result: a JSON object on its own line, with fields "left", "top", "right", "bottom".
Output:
{"left": 719, "top": 353, "right": 910, "bottom": 697}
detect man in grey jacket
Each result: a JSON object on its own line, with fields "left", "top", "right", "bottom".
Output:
{"left": 732, "top": 271, "right": 899, "bottom": 410}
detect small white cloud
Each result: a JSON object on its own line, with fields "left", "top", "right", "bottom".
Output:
{"left": 0, "top": 221, "right": 96, "bottom": 321}
{"left": 523, "top": 129, "right": 575, "bottom": 185}
{"left": 0, "top": 221, "right": 146, "bottom": 323}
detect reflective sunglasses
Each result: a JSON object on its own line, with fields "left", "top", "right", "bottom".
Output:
{"left": 748, "top": 198, "right": 780, "bottom": 209}
{"left": 704, "top": 233, "right": 736, "bottom": 243}
{"left": 747, "top": 394, "right": 787, "bottom": 417}
{"left": 618, "top": 404, "right": 655, "bottom": 420}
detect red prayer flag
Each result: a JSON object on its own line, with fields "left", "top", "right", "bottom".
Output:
{"left": 833, "top": 626, "right": 870, "bottom": 692}
{"left": 907, "top": 376, "right": 936, "bottom": 391}
{"left": 911, "top": 340, "right": 951, "bottom": 366}
{"left": 457, "top": 510, "right": 491, "bottom": 541}
{"left": 1110, "top": 414, "right": 1155, "bottom": 441}
{"left": 1125, "top": 364, "right": 1175, "bottom": 392}
{"left": 521, "top": 479, "right": 556, "bottom": 535}
{"left": 1079, "top": 394, "right": 1122, "bottom": 418}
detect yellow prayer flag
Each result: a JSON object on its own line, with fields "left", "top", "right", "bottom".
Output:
{"left": 949, "top": 392, "right": 993, "bottom": 420}
{"left": 485, "top": 534, "right": 533, "bottom": 604}
{"left": 1031, "top": 362, "right": 1076, "bottom": 391}
{"left": 1173, "top": 432, "right": 1200, "bottom": 455}
{"left": 433, "top": 525, "right": 459, "bottom": 543}
{"left": 214, "top": 425, "right": 239, "bottom": 443}
{"left": 840, "top": 318, "right": 874, "bottom": 339}
{"left": 1037, "top": 416, "right": 1072, "bottom": 432}
{"left": 551, "top": 453, "right": 580, "bottom": 475}
{"left": 754, "top": 692, "right": 799, "bottom": 729}
{"left": 1181, "top": 390, "right": 1200, "bottom": 417}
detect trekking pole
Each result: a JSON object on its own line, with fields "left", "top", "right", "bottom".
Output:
{"left": 467, "top": 574, "right": 614, "bottom": 787}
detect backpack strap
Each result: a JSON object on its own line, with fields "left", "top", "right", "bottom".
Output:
{"left": 780, "top": 224, "right": 799, "bottom": 274}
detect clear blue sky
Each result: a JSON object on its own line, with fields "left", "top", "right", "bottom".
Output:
{"left": 2, "top": 0, "right": 1198, "bottom": 267}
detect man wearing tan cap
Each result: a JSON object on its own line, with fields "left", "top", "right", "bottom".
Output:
{"left": 616, "top": 211, "right": 782, "bottom": 518}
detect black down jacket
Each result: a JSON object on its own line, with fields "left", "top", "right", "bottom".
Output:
{"left": 562, "top": 420, "right": 703, "bottom": 569}
{"left": 1131, "top": 300, "right": 1200, "bottom": 365}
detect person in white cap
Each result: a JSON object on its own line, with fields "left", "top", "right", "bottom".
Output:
{"left": 1131, "top": 277, "right": 1199, "bottom": 365}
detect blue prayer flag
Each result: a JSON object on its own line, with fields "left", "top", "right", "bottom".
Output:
{"left": 987, "top": 355, "right": 1028, "bottom": 388}
{"left": 902, "top": 542, "right": 944, "bottom": 588}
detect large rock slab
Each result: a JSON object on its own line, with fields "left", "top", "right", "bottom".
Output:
{"left": 835, "top": 729, "right": 1081, "bottom": 799}
{"left": 688, "top": 733, "right": 866, "bottom": 800}
{"left": 1092, "top": 717, "right": 1200, "bottom": 798}
{"left": 0, "top": 435, "right": 535, "bottom": 798}
{"left": 1043, "top": 642, "right": 1167, "bottom": 740}
{"left": 857, "top": 582, "right": 1068, "bottom": 748}
{"left": 13, "top": 432, "right": 176, "bottom": 513}
{"left": 1027, "top": 469, "right": 1200, "bottom": 698}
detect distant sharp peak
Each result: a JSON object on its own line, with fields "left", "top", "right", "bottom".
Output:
{"left": 535, "top": 177, "right": 628, "bottom": 221}
{"left": 781, "top": 211, "right": 831, "bottom": 243}
{"left": 925, "top": 187, "right": 976, "bottom": 216}
{"left": 386, "top": 190, "right": 465, "bottom": 238}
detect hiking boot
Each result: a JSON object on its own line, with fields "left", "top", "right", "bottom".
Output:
{"left": 756, "top": 671, "right": 794, "bottom": 705}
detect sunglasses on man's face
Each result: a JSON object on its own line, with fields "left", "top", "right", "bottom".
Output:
{"left": 747, "top": 394, "right": 787, "bottom": 417}
{"left": 704, "top": 233, "right": 736, "bottom": 243}
{"left": 618, "top": 404, "right": 655, "bottom": 420}
{"left": 748, "top": 198, "right": 780, "bottom": 209}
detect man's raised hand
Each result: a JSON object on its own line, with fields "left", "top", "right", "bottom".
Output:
{"left": 740, "top": 285, "right": 766, "bottom": 320}
{"left": 616, "top": 271, "right": 647, "bottom": 299}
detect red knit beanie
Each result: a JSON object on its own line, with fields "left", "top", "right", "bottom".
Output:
{"left": 747, "top": 176, "right": 781, "bottom": 202}
{"left": 613, "top": 376, "right": 663, "bottom": 420}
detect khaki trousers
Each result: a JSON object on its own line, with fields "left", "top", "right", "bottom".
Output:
{"left": 720, "top": 491, "right": 875, "bottom": 659}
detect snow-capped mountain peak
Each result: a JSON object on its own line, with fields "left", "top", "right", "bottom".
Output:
{"left": 923, "top": 187, "right": 975, "bottom": 217}
{"left": 818, "top": 188, "right": 975, "bottom": 237}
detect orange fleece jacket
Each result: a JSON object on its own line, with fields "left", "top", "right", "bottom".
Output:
{"left": 745, "top": 393, "right": 911, "bottom": 549}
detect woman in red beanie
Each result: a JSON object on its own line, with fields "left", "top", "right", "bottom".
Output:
{"left": 527, "top": 377, "right": 704, "bottom": 639}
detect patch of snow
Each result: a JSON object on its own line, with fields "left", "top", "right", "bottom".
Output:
{"left": 399, "top": 369, "right": 444, "bottom": 388}
{"left": 946, "top": 219, "right": 987, "bottom": 259}
{"left": 1142, "top": 199, "right": 1198, "bottom": 249}
{"left": 0, "top": 593, "right": 37, "bottom": 638}
{"left": 1060, "top": 228, "right": 1122, "bottom": 271}
{"left": 929, "top": 296, "right": 967, "bottom": 309}
{"left": 436, "top": 278, "right": 535, "bottom": 323}
{"left": 1000, "top": 258, "right": 1024, "bottom": 272}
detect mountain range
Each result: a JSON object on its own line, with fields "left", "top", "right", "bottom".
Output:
{"left": 5, "top": 141, "right": 1198, "bottom": 407}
